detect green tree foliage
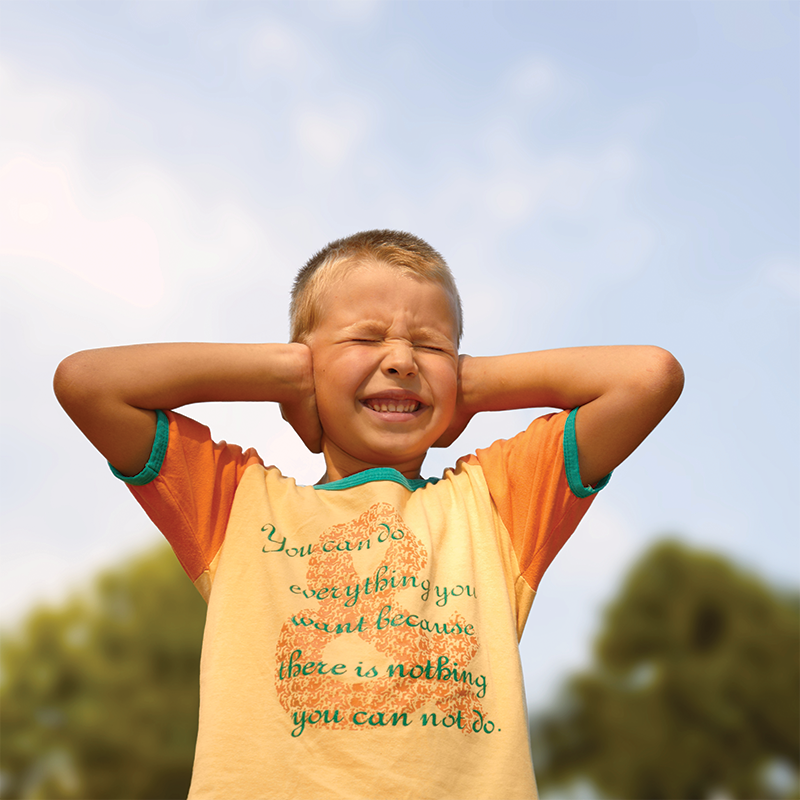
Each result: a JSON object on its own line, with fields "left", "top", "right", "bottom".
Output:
{"left": 0, "top": 543, "right": 206, "bottom": 800}
{"left": 531, "top": 540, "right": 800, "bottom": 800}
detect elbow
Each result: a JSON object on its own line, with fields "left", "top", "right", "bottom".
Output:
{"left": 53, "top": 351, "right": 98, "bottom": 415}
{"left": 641, "top": 346, "right": 685, "bottom": 409}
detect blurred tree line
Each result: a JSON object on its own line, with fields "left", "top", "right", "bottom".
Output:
{"left": 531, "top": 540, "right": 800, "bottom": 800}
{"left": 0, "top": 545, "right": 206, "bottom": 799}
{"left": 1, "top": 538, "right": 797, "bottom": 799}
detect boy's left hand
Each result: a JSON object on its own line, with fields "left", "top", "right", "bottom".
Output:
{"left": 433, "top": 354, "right": 474, "bottom": 448}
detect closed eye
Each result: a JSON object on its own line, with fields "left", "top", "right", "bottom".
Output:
{"left": 415, "top": 344, "right": 447, "bottom": 352}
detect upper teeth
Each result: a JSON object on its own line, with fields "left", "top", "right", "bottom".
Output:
{"left": 366, "top": 400, "right": 420, "bottom": 413}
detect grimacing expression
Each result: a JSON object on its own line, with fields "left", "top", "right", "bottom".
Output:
{"left": 307, "top": 262, "right": 460, "bottom": 480}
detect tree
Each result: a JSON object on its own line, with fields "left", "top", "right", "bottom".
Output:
{"left": 531, "top": 540, "right": 800, "bottom": 800}
{"left": 0, "top": 543, "right": 206, "bottom": 800}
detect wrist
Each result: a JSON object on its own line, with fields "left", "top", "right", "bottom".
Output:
{"left": 455, "top": 353, "right": 481, "bottom": 417}
{"left": 283, "top": 342, "right": 315, "bottom": 402}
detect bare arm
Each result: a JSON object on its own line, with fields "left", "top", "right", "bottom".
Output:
{"left": 53, "top": 342, "right": 321, "bottom": 477}
{"left": 437, "top": 346, "right": 684, "bottom": 487}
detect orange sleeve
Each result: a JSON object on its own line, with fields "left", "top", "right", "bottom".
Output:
{"left": 469, "top": 409, "right": 604, "bottom": 592}
{"left": 126, "top": 410, "right": 263, "bottom": 584}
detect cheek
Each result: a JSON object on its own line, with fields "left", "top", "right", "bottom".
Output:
{"left": 311, "top": 368, "right": 343, "bottom": 422}
{"left": 433, "top": 364, "right": 459, "bottom": 412}
{"left": 313, "top": 359, "right": 365, "bottom": 417}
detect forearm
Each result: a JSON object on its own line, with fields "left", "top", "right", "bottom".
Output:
{"left": 55, "top": 342, "right": 312, "bottom": 411}
{"left": 460, "top": 346, "right": 679, "bottom": 414}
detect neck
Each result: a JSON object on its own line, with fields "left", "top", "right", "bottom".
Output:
{"left": 320, "top": 440, "right": 424, "bottom": 484}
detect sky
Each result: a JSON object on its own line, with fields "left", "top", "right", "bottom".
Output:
{"left": 0, "top": 0, "right": 798, "bottom": 713}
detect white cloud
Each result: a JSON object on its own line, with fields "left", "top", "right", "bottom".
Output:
{"left": 0, "top": 60, "right": 167, "bottom": 305}
{"left": 484, "top": 175, "right": 536, "bottom": 225}
{"left": 447, "top": 118, "right": 652, "bottom": 294}
{"left": 712, "top": 0, "right": 795, "bottom": 53}
{"left": 531, "top": 145, "right": 638, "bottom": 216}
{"left": 122, "top": 0, "right": 199, "bottom": 29}
{"left": 504, "top": 56, "right": 560, "bottom": 105}
{"left": 478, "top": 117, "right": 640, "bottom": 217}
{"left": 320, "top": 0, "right": 382, "bottom": 25}
{"left": 295, "top": 101, "right": 373, "bottom": 170}
{"left": 764, "top": 256, "right": 800, "bottom": 298}
{"left": 0, "top": 56, "right": 299, "bottom": 326}
{"left": 0, "top": 59, "right": 86, "bottom": 157}
{"left": 246, "top": 19, "right": 308, "bottom": 72}
{"left": 0, "top": 156, "right": 164, "bottom": 307}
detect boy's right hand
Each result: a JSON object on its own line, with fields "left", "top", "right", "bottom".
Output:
{"left": 279, "top": 344, "right": 322, "bottom": 454}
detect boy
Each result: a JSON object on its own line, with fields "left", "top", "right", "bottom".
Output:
{"left": 54, "top": 230, "right": 683, "bottom": 799}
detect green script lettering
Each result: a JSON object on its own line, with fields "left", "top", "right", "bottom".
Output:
{"left": 376, "top": 604, "right": 474, "bottom": 636}
{"left": 386, "top": 655, "right": 486, "bottom": 698}
{"left": 291, "top": 708, "right": 345, "bottom": 737}
{"left": 420, "top": 711, "right": 466, "bottom": 729}
{"left": 261, "top": 524, "right": 285, "bottom": 553}
{"left": 351, "top": 711, "right": 412, "bottom": 727}
{"left": 291, "top": 614, "right": 366, "bottom": 634}
{"left": 261, "top": 524, "right": 313, "bottom": 557}
{"left": 278, "top": 649, "right": 348, "bottom": 680}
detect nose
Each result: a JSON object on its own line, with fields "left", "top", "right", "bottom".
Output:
{"left": 382, "top": 340, "right": 417, "bottom": 378}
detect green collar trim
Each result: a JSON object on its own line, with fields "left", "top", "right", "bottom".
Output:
{"left": 564, "top": 407, "right": 612, "bottom": 498}
{"left": 314, "top": 467, "right": 439, "bottom": 492}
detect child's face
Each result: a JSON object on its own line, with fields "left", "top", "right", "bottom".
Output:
{"left": 307, "top": 261, "right": 459, "bottom": 482}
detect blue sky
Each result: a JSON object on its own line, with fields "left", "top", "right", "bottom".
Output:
{"left": 1, "top": 0, "right": 798, "bottom": 712}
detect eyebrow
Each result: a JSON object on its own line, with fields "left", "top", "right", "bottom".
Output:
{"left": 344, "top": 321, "right": 386, "bottom": 337}
{"left": 344, "top": 321, "right": 455, "bottom": 346}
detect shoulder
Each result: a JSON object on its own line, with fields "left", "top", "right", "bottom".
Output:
{"left": 113, "top": 409, "right": 265, "bottom": 488}
{"left": 468, "top": 410, "right": 569, "bottom": 472}
{"left": 463, "top": 408, "right": 610, "bottom": 499}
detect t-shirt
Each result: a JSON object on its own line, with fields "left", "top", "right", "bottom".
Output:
{"left": 116, "top": 407, "right": 608, "bottom": 799}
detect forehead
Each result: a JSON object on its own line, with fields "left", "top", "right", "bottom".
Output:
{"left": 316, "top": 261, "right": 459, "bottom": 340}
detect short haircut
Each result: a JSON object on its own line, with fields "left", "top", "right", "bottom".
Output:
{"left": 290, "top": 229, "right": 463, "bottom": 344}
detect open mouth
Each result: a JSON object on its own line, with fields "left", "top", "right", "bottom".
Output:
{"left": 362, "top": 399, "right": 422, "bottom": 413}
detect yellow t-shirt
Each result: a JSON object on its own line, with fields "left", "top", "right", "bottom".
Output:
{"left": 120, "top": 408, "right": 608, "bottom": 799}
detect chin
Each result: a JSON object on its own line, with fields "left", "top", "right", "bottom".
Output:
{"left": 360, "top": 447, "right": 426, "bottom": 470}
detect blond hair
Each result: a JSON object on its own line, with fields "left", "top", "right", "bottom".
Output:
{"left": 290, "top": 230, "right": 463, "bottom": 344}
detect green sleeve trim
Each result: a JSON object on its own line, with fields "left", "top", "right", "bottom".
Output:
{"left": 109, "top": 410, "right": 169, "bottom": 486}
{"left": 314, "top": 467, "right": 438, "bottom": 492}
{"left": 564, "top": 407, "right": 612, "bottom": 498}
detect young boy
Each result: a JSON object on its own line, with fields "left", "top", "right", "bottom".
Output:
{"left": 54, "top": 230, "right": 683, "bottom": 799}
